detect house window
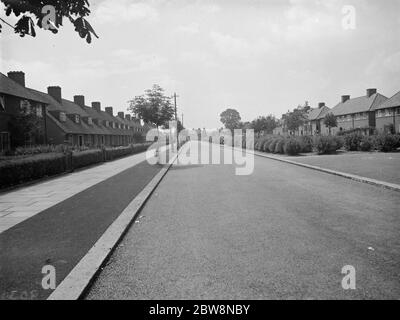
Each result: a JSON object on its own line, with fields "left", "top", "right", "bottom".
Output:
{"left": 75, "top": 115, "right": 80, "bottom": 124}
{"left": 78, "top": 135, "right": 83, "bottom": 147}
{"left": 20, "top": 100, "right": 32, "bottom": 114}
{"left": 87, "top": 117, "right": 93, "bottom": 125}
{"left": 36, "top": 104, "right": 43, "bottom": 118}
{"left": 59, "top": 112, "right": 66, "bottom": 122}
{"left": 0, "top": 132, "right": 10, "bottom": 151}
{"left": 396, "top": 108, "right": 400, "bottom": 115}
{"left": 0, "top": 95, "right": 5, "bottom": 112}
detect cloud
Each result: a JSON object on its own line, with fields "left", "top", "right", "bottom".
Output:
{"left": 175, "top": 22, "right": 200, "bottom": 35}
{"left": 209, "top": 31, "right": 271, "bottom": 60}
{"left": 94, "top": 0, "right": 159, "bottom": 24}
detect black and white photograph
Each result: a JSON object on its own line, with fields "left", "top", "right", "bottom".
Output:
{"left": 0, "top": 0, "right": 399, "bottom": 308}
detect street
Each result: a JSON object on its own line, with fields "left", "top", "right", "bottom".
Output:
{"left": 86, "top": 142, "right": 400, "bottom": 300}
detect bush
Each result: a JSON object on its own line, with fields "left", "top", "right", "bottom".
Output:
{"left": 299, "top": 136, "right": 313, "bottom": 153}
{"left": 374, "top": 133, "right": 399, "bottom": 152}
{"left": 333, "top": 136, "right": 344, "bottom": 150}
{"left": 72, "top": 149, "right": 103, "bottom": 169}
{"left": 284, "top": 138, "right": 302, "bottom": 156}
{"left": 343, "top": 132, "right": 363, "bottom": 151}
{"left": 359, "top": 136, "right": 374, "bottom": 152}
{"left": 0, "top": 153, "right": 66, "bottom": 189}
{"left": 313, "top": 136, "right": 339, "bottom": 154}
{"left": 274, "top": 139, "right": 285, "bottom": 154}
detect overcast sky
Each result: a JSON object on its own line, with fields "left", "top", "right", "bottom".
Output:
{"left": 1, "top": 0, "right": 399, "bottom": 129}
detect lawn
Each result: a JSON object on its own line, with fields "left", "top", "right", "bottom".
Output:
{"left": 285, "top": 152, "right": 400, "bottom": 185}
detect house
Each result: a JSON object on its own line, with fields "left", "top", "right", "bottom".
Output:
{"left": 330, "top": 89, "right": 388, "bottom": 135}
{"left": 374, "top": 90, "right": 400, "bottom": 133}
{"left": 0, "top": 71, "right": 49, "bottom": 151}
{"left": 298, "top": 102, "right": 331, "bottom": 136}
{"left": 0, "top": 71, "right": 149, "bottom": 150}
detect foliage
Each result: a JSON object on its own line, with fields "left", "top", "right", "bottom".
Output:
{"left": 283, "top": 138, "right": 302, "bottom": 156}
{"left": 313, "top": 135, "right": 340, "bottom": 154}
{"left": 0, "top": 0, "right": 98, "bottom": 43}
{"left": 220, "top": 108, "right": 241, "bottom": 132}
{"left": 323, "top": 113, "right": 338, "bottom": 135}
{"left": 359, "top": 136, "right": 374, "bottom": 152}
{"left": 343, "top": 132, "right": 363, "bottom": 151}
{"left": 285, "top": 109, "right": 307, "bottom": 133}
{"left": 299, "top": 135, "right": 313, "bottom": 153}
{"left": 250, "top": 115, "right": 278, "bottom": 135}
{"left": 374, "top": 133, "right": 399, "bottom": 152}
{"left": 128, "top": 85, "right": 175, "bottom": 129}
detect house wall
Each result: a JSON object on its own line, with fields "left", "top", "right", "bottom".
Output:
{"left": 376, "top": 109, "right": 400, "bottom": 133}
{"left": 46, "top": 115, "right": 67, "bottom": 145}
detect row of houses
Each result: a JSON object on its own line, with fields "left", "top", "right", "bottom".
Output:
{"left": 273, "top": 88, "right": 400, "bottom": 136}
{"left": 0, "top": 71, "right": 153, "bottom": 152}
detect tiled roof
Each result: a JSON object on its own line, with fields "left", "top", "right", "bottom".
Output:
{"left": 374, "top": 90, "right": 400, "bottom": 110}
{"left": 307, "top": 106, "right": 330, "bottom": 121}
{"left": 331, "top": 93, "right": 387, "bottom": 116}
{"left": 0, "top": 72, "right": 48, "bottom": 104}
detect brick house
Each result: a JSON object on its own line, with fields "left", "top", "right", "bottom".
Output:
{"left": 330, "top": 89, "right": 388, "bottom": 135}
{"left": 299, "top": 103, "right": 331, "bottom": 136}
{"left": 0, "top": 72, "right": 49, "bottom": 151}
{"left": 374, "top": 90, "right": 400, "bottom": 133}
{"left": 0, "top": 71, "right": 148, "bottom": 149}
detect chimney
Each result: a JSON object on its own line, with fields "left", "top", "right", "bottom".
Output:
{"left": 105, "top": 107, "right": 113, "bottom": 116}
{"left": 341, "top": 95, "right": 350, "bottom": 103}
{"left": 8, "top": 71, "right": 25, "bottom": 87}
{"left": 74, "top": 95, "right": 85, "bottom": 108}
{"left": 118, "top": 112, "right": 124, "bottom": 119}
{"left": 48, "top": 86, "right": 62, "bottom": 103}
{"left": 92, "top": 102, "right": 101, "bottom": 112}
{"left": 125, "top": 114, "right": 131, "bottom": 121}
{"left": 318, "top": 102, "right": 325, "bottom": 109}
{"left": 366, "top": 88, "right": 377, "bottom": 98}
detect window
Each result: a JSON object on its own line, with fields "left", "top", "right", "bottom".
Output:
{"left": 20, "top": 100, "right": 31, "bottom": 114}
{"left": 75, "top": 115, "right": 80, "bottom": 124}
{"left": 105, "top": 121, "right": 109, "bottom": 127}
{"left": 87, "top": 117, "right": 93, "bottom": 125}
{"left": 0, "top": 95, "right": 5, "bottom": 112}
{"left": 0, "top": 132, "right": 10, "bottom": 151}
{"left": 397, "top": 108, "right": 400, "bottom": 115}
{"left": 59, "top": 112, "right": 66, "bottom": 122}
{"left": 35, "top": 104, "right": 43, "bottom": 118}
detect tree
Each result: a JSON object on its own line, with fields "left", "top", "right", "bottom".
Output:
{"left": 286, "top": 109, "right": 307, "bottom": 134}
{"left": 250, "top": 115, "right": 277, "bottom": 136}
{"left": 220, "top": 108, "right": 241, "bottom": 133}
{"left": 0, "top": 0, "right": 98, "bottom": 43}
{"left": 128, "top": 85, "right": 175, "bottom": 129}
{"left": 323, "top": 113, "right": 338, "bottom": 135}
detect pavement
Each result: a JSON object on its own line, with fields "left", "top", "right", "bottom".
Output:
{"left": 86, "top": 141, "right": 400, "bottom": 300}
{"left": 0, "top": 148, "right": 169, "bottom": 300}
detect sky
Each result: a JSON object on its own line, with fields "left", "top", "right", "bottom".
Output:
{"left": 1, "top": 0, "right": 400, "bottom": 129}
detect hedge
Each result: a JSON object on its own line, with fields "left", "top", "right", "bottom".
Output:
{"left": 0, "top": 153, "right": 66, "bottom": 189}
{"left": 0, "top": 143, "right": 153, "bottom": 190}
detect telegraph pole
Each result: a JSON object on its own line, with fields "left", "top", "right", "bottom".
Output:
{"left": 173, "top": 93, "right": 179, "bottom": 151}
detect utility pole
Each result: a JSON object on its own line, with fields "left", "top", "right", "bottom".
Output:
{"left": 173, "top": 93, "right": 179, "bottom": 151}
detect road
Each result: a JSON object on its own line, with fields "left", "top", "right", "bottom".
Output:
{"left": 86, "top": 141, "right": 400, "bottom": 300}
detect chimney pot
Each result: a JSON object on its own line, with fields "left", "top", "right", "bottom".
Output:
{"left": 74, "top": 95, "right": 85, "bottom": 108}
{"left": 118, "top": 112, "right": 125, "bottom": 119}
{"left": 105, "top": 107, "right": 113, "bottom": 116}
{"left": 92, "top": 102, "right": 101, "bottom": 112}
{"left": 48, "top": 86, "right": 62, "bottom": 103}
{"left": 125, "top": 114, "right": 131, "bottom": 121}
{"left": 366, "top": 88, "right": 377, "bottom": 98}
{"left": 318, "top": 102, "right": 325, "bottom": 109}
{"left": 341, "top": 95, "right": 350, "bottom": 103}
{"left": 8, "top": 71, "right": 25, "bottom": 87}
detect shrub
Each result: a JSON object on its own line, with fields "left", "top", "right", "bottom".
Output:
{"left": 374, "top": 133, "right": 399, "bottom": 152}
{"left": 284, "top": 138, "right": 302, "bottom": 156}
{"left": 72, "top": 149, "right": 103, "bottom": 169}
{"left": 274, "top": 139, "right": 285, "bottom": 154}
{"left": 299, "top": 136, "right": 313, "bottom": 153}
{"left": 0, "top": 153, "right": 66, "bottom": 189}
{"left": 333, "top": 136, "right": 344, "bottom": 150}
{"left": 313, "top": 136, "right": 339, "bottom": 154}
{"left": 343, "top": 132, "right": 363, "bottom": 151}
{"left": 359, "top": 136, "right": 374, "bottom": 152}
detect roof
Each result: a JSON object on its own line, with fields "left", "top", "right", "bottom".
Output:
{"left": 0, "top": 72, "right": 48, "bottom": 104}
{"left": 374, "top": 90, "right": 400, "bottom": 110}
{"left": 331, "top": 93, "right": 387, "bottom": 116}
{"left": 307, "top": 106, "right": 330, "bottom": 121}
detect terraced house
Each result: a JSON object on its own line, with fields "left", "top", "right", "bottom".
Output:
{"left": 329, "top": 89, "right": 388, "bottom": 135}
{"left": 374, "top": 90, "right": 400, "bottom": 133}
{"left": 0, "top": 71, "right": 149, "bottom": 151}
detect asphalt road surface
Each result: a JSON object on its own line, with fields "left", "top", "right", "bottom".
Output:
{"left": 86, "top": 142, "right": 400, "bottom": 300}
